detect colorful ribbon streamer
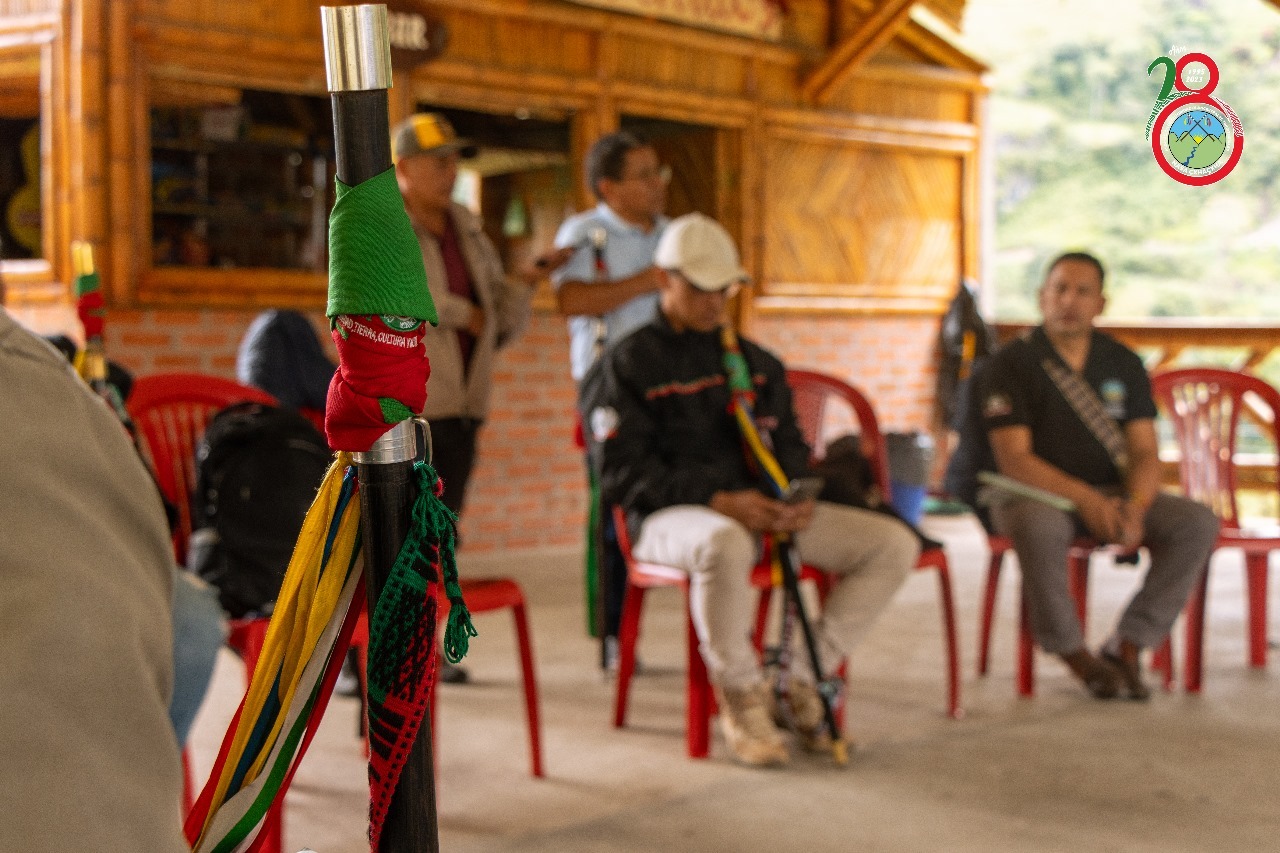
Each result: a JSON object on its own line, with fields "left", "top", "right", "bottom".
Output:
{"left": 186, "top": 458, "right": 364, "bottom": 853}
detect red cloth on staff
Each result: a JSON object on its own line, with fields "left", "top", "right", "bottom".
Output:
{"left": 77, "top": 290, "right": 105, "bottom": 339}
{"left": 325, "top": 314, "right": 429, "bottom": 452}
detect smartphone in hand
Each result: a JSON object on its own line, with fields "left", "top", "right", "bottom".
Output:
{"left": 782, "top": 476, "right": 824, "bottom": 504}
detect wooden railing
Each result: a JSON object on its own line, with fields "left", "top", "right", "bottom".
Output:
{"left": 995, "top": 319, "right": 1280, "bottom": 370}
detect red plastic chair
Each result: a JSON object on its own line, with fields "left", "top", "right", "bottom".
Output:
{"left": 1152, "top": 367, "right": 1279, "bottom": 690}
{"left": 977, "top": 535, "right": 1108, "bottom": 695}
{"left": 785, "top": 369, "right": 962, "bottom": 718}
{"left": 612, "top": 504, "right": 845, "bottom": 759}
{"left": 613, "top": 504, "right": 840, "bottom": 756}
{"left": 128, "top": 373, "right": 282, "bottom": 851}
{"left": 610, "top": 504, "right": 714, "bottom": 758}
{"left": 127, "top": 372, "right": 277, "bottom": 562}
{"left": 350, "top": 577, "right": 544, "bottom": 778}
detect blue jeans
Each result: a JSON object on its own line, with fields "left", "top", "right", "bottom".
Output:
{"left": 170, "top": 568, "right": 227, "bottom": 745}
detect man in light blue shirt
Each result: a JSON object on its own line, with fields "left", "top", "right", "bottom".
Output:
{"left": 552, "top": 132, "right": 670, "bottom": 381}
{"left": 553, "top": 131, "right": 670, "bottom": 669}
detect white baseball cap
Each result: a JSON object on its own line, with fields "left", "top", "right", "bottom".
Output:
{"left": 654, "top": 212, "right": 748, "bottom": 292}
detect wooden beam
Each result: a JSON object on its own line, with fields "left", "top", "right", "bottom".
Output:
{"left": 897, "top": 4, "right": 989, "bottom": 74}
{"left": 801, "top": 0, "right": 918, "bottom": 106}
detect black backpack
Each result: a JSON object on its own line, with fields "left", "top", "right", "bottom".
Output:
{"left": 814, "top": 433, "right": 943, "bottom": 551}
{"left": 936, "top": 279, "right": 996, "bottom": 430}
{"left": 187, "top": 402, "right": 331, "bottom": 618}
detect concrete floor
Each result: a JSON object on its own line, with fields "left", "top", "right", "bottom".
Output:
{"left": 187, "top": 513, "right": 1280, "bottom": 852}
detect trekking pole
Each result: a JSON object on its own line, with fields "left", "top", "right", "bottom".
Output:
{"left": 322, "top": 6, "right": 439, "bottom": 850}
{"left": 768, "top": 538, "right": 799, "bottom": 716}
{"left": 717, "top": 323, "right": 847, "bottom": 764}
{"left": 774, "top": 533, "right": 849, "bottom": 766}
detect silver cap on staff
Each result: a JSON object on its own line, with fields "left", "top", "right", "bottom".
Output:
{"left": 321, "top": 4, "right": 393, "bottom": 92}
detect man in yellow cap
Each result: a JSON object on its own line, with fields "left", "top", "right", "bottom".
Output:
{"left": 393, "top": 113, "right": 569, "bottom": 681}
{"left": 392, "top": 112, "right": 570, "bottom": 517}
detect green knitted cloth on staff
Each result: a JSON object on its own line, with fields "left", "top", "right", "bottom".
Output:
{"left": 327, "top": 168, "right": 437, "bottom": 324}
{"left": 74, "top": 270, "right": 100, "bottom": 296}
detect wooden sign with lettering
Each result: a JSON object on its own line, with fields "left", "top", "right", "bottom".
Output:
{"left": 561, "top": 0, "right": 782, "bottom": 40}
{"left": 385, "top": 0, "right": 448, "bottom": 70}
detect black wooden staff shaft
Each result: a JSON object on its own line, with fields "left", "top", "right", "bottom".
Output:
{"left": 331, "top": 86, "right": 440, "bottom": 853}
{"left": 776, "top": 536, "right": 846, "bottom": 763}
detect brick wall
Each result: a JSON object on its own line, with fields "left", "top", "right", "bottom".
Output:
{"left": 107, "top": 308, "right": 257, "bottom": 377}
{"left": 87, "top": 307, "right": 939, "bottom": 555}
{"left": 463, "top": 317, "right": 584, "bottom": 553}
{"left": 750, "top": 313, "right": 940, "bottom": 432}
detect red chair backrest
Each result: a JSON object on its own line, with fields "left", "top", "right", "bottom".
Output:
{"left": 785, "top": 368, "right": 892, "bottom": 503}
{"left": 127, "top": 372, "right": 277, "bottom": 560}
{"left": 1150, "top": 366, "right": 1280, "bottom": 532}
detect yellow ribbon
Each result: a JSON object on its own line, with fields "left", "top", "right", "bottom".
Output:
{"left": 197, "top": 453, "right": 361, "bottom": 844}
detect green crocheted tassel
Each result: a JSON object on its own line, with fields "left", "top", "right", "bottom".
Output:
{"left": 443, "top": 599, "right": 478, "bottom": 663}
{"left": 412, "top": 462, "right": 476, "bottom": 663}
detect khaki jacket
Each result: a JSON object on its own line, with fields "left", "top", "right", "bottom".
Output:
{"left": 0, "top": 309, "right": 188, "bottom": 852}
{"left": 417, "top": 202, "right": 532, "bottom": 420}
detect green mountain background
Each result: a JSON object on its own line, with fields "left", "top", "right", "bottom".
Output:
{"left": 1168, "top": 130, "right": 1227, "bottom": 168}
{"left": 962, "top": 0, "right": 1280, "bottom": 378}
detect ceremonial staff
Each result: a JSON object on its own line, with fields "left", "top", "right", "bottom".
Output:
{"left": 771, "top": 535, "right": 847, "bottom": 764}
{"left": 185, "top": 11, "right": 469, "bottom": 850}
{"left": 721, "top": 325, "right": 848, "bottom": 765}
{"left": 71, "top": 241, "right": 131, "bottom": 426}
{"left": 322, "top": 6, "right": 442, "bottom": 850}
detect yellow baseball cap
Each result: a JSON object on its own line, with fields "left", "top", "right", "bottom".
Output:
{"left": 391, "top": 113, "right": 478, "bottom": 164}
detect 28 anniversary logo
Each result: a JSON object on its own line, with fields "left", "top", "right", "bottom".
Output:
{"left": 1146, "top": 52, "right": 1244, "bottom": 186}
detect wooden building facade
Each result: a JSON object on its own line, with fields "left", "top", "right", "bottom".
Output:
{"left": 0, "top": 0, "right": 986, "bottom": 553}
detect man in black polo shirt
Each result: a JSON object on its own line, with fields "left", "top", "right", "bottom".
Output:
{"left": 947, "top": 251, "right": 1217, "bottom": 699}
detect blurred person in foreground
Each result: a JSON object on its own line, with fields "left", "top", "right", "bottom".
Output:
{"left": 0, "top": 301, "right": 188, "bottom": 851}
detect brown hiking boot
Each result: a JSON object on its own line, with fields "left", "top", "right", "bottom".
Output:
{"left": 777, "top": 679, "right": 835, "bottom": 753}
{"left": 715, "top": 682, "right": 790, "bottom": 767}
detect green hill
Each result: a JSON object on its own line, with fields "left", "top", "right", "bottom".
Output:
{"left": 1168, "top": 131, "right": 1227, "bottom": 169}
{"left": 962, "top": 0, "right": 1280, "bottom": 327}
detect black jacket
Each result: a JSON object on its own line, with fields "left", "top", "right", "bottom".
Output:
{"left": 596, "top": 311, "right": 813, "bottom": 530}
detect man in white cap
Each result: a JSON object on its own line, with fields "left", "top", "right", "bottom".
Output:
{"left": 594, "top": 213, "right": 918, "bottom": 767}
